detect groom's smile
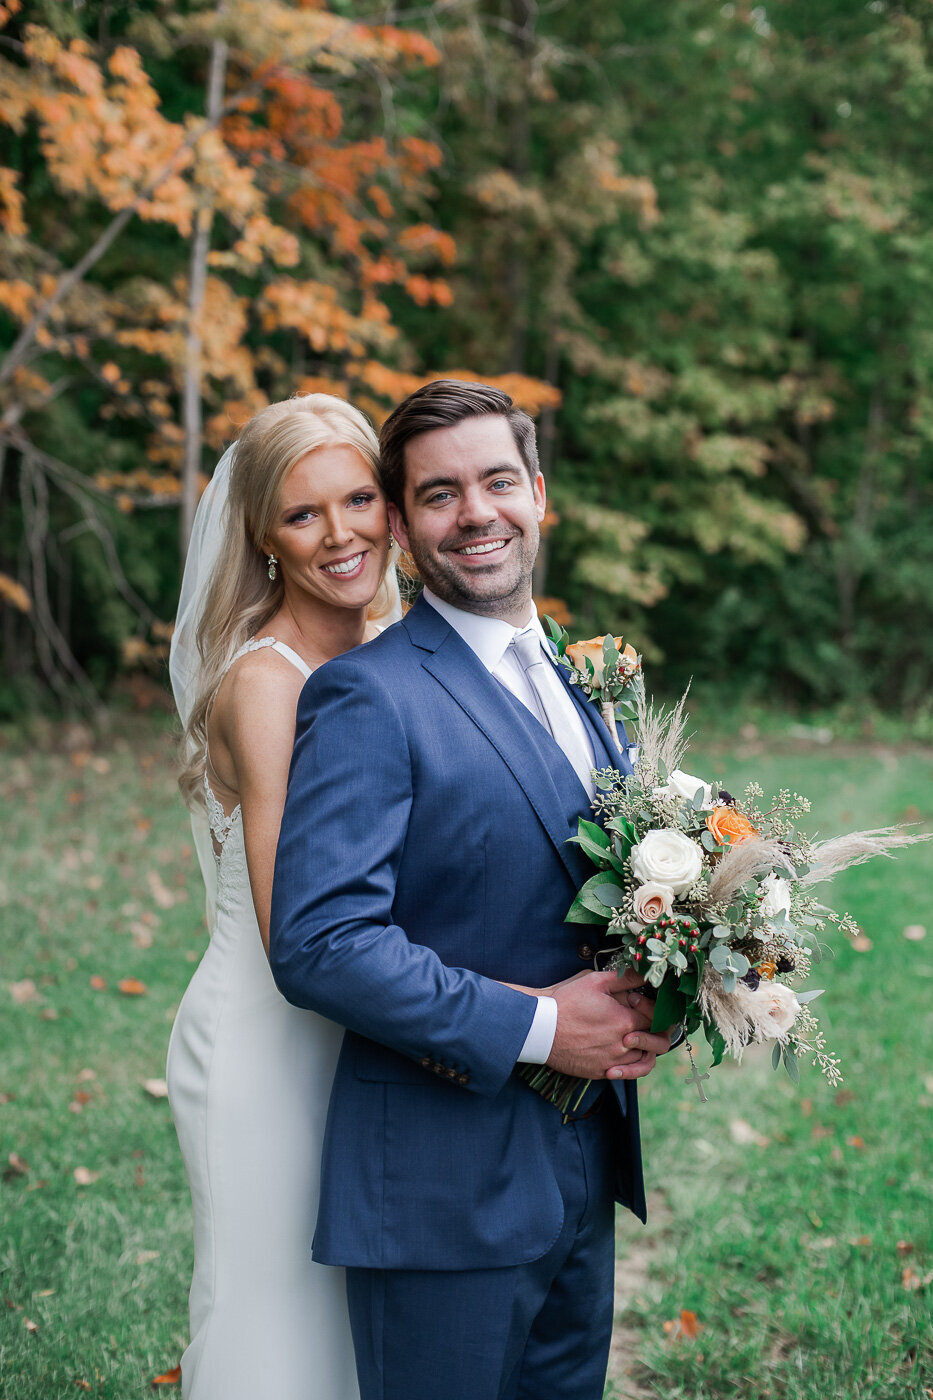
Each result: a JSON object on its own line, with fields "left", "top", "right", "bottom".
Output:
{"left": 388, "top": 415, "right": 546, "bottom": 625}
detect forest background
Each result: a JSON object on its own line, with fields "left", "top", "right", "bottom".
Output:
{"left": 2, "top": 0, "right": 932, "bottom": 722}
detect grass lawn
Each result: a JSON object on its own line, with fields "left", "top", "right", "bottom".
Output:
{"left": 1, "top": 711, "right": 931, "bottom": 1398}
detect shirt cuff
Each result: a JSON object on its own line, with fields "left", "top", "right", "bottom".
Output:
{"left": 516, "top": 995, "right": 558, "bottom": 1064}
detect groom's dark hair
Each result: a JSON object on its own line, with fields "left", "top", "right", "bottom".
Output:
{"left": 378, "top": 379, "right": 539, "bottom": 510}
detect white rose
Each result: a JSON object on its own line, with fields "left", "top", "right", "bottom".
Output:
{"left": 631, "top": 881, "right": 675, "bottom": 925}
{"left": 759, "top": 980, "right": 800, "bottom": 1037}
{"left": 630, "top": 829, "right": 704, "bottom": 896}
{"left": 654, "top": 768, "right": 713, "bottom": 810}
{"left": 759, "top": 872, "right": 792, "bottom": 920}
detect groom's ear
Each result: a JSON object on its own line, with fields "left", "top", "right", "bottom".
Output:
{"left": 387, "top": 501, "right": 410, "bottom": 552}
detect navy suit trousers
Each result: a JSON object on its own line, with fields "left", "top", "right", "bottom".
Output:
{"left": 345, "top": 1095, "right": 617, "bottom": 1400}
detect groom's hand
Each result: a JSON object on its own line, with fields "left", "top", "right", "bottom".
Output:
{"left": 544, "top": 970, "right": 670, "bottom": 1081}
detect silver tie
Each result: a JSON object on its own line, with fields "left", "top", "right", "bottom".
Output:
{"left": 510, "top": 626, "right": 556, "bottom": 737}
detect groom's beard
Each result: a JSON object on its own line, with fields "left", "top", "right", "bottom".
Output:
{"left": 407, "top": 523, "right": 540, "bottom": 617}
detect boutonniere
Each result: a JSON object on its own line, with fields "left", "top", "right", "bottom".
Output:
{"left": 543, "top": 617, "right": 642, "bottom": 755}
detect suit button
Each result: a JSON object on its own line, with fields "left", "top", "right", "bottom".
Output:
{"left": 446, "top": 1067, "right": 457, "bottom": 1080}
{"left": 419, "top": 1057, "right": 431, "bottom": 1068}
{"left": 577, "top": 943, "right": 595, "bottom": 961}
{"left": 433, "top": 1064, "right": 443, "bottom": 1074}
{"left": 457, "top": 1073, "right": 470, "bottom": 1086}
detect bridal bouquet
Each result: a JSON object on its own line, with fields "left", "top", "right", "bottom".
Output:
{"left": 523, "top": 622, "right": 929, "bottom": 1114}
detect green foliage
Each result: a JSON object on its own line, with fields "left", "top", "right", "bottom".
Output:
{"left": 2, "top": 1, "right": 933, "bottom": 713}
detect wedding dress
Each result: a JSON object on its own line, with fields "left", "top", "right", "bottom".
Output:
{"left": 166, "top": 636, "right": 359, "bottom": 1400}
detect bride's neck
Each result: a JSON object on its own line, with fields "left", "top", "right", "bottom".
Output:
{"left": 269, "top": 590, "right": 370, "bottom": 667}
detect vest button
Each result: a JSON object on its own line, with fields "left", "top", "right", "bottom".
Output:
{"left": 577, "top": 943, "right": 595, "bottom": 961}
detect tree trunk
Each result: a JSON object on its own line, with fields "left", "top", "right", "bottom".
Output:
{"left": 533, "top": 325, "right": 559, "bottom": 596}
{"left": 181, "top": 34, "right": 229, "bottom": 560}
{"left": 504, "top": 0, "right": 534, "bottom": 373}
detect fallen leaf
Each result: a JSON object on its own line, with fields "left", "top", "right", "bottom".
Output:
{"left": 152, "top": 1364, "right": 182, "bottom": 1385}
{"left": 9, "top": 979, "right": 39, "bottom": 1004}
{"left": 76, "top": 1069, "right": 96, "bottom": 1083}
{"left": 846, "top": 1135, "right": 866, "bottom": 1149}
{"left": 902, "top": 1266, "right": 933, "bottom": 1291}
{"left": 130, "top": 922, "right": 154, "bottom": 949}
{"left": 135, "top": 1250, "right": 160, "bottom": 1265}
{"left": 147, "top": 870, "right": 175, "bottom": 910}
{"left": 834, "top": 1089, "right": 855, "bottom": 1106}
{"left": 0, "top": 1091, "right": 15, "bottom": 1104}
{"left": 142, "top": 1078, "right": 168, "bottom": 1099}
{"left": 85, "top": 874, "right": 104, "bottom": 891}
{"left": 24, "top": 1317, "right": 38, "bottom": 1334}
{"left": 811, "top": 1124, "right": 833, "bottom": 1141}
{"left": 74, "top": 1090, "right": 92, "bottom": 1105}
{"left": 118, "top": 978, "right": 147, "bottom": 996}
{"left": 5, "top": 1152, "right": 29, "bottom": 1178}
{"left": 25, "top": 1180, "right": 47, "bottom": 1191}
{"left": 663, "top": 1309, "right": 703, "bottom": 1340}
{"left": 903, "top": 924, "right": 926, "bottom": 942}
{"left": 89, "top": 975, "right": 107, "bottom": 990}
{"left": 135, "top": 818, "right": 152, "bottom": 834}
{"left": 75, "top": 1383, "right": 91, "bottom": 1392}
{"left": 897, "top": 1241, "right": 916, "bottom": 1256}
{"left": 36, "top": 1289, "right": 55, "bottom": 1297}
{"left": 729, "top": 1118, "right": 769, "bottom": 1147}
{"left": 73, "top": 1167, "right": 99, "bottom": 1186}
{"left": 800, "top": 1096, "right": 813, "bottom": 1117}
{"left": 851, "top": 934, "right": 872, "bottom": 952}
{"left": 851, "top": 1235, "right": 872, "bottom": 1247}
{"left": 39, "top": 1007, "right": 58, "bottom": 1021}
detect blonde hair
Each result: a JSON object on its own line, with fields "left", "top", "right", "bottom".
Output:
{"left": 178, "top": 393, "right": 399, "bottom": 808}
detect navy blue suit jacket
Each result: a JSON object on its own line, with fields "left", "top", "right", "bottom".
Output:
{"left": 269, "top": 595, "right": 646, "bottom": 1270}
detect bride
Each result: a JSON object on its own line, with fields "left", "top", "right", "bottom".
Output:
{"left": 167, "top": 393, "right": 400, "bottom": 1400}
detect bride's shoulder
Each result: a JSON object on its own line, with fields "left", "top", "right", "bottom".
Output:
{"left": 212, "top": 641, "right": 306, "bottom": 727}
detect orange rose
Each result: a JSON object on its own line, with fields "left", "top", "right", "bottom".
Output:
{"left": 706, "top": 806, "right": 758, "bottom": 847}
{"left": 565, "top": 635, "right": 626, "bottom": 685}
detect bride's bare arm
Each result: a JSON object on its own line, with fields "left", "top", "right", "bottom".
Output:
{"left": 210, "top": 655, "right": 306, "bottom": 953}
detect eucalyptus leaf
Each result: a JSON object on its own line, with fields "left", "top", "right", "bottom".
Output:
{"left": 771, "top": 1042, "right": 782, "bottom": 1070}
{"left": 646, "top": 937, "right": 668, "bottom": 955}
{"left": 712, "top": 925, "right": 732, "bottom": 940}
{"left": 720, "top": 970, "right": 737, "bottom": 994}
{"left": 593, "top": 882, "right": 625, "bottom": 908}
{"left": 795, "top": 988, "right": 825, "bottom": 1004}
{"left": 782, "top": 1047, "right": 800, "bottom": 1084}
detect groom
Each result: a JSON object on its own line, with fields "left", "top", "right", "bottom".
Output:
{"left": 269, "top": 380, "right": 674, "bottom": 1400}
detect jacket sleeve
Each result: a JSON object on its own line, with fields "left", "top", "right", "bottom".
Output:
{"left": 268, "top": 655, "right": 537, "bottom": 1098}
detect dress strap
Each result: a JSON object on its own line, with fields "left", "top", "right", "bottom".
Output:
{"left": 269, "top": 639, "right": 313, "bottom": 680}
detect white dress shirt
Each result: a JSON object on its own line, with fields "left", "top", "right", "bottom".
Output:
{"left": 422, "top": 589, "right": 598, "bottom": 1065}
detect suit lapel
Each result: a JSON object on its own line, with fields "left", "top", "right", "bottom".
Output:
{"left": 406, "top": 598, "right": 585, "bottom": 883}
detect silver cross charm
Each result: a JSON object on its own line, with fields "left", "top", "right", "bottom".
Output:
{"left": 684, "top": 1041, "right": 710, "bottom": 1102}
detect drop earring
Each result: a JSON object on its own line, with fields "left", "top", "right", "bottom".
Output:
{"left": 267, "top": 553, "right": 277, "bottom": 581}
{"left": 389, "top": 533, "right": 396, "bottom": 547}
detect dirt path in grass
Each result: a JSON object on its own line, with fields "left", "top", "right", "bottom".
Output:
{"left": 607, "top": 1191, "right": 671, "bottom": 1398}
